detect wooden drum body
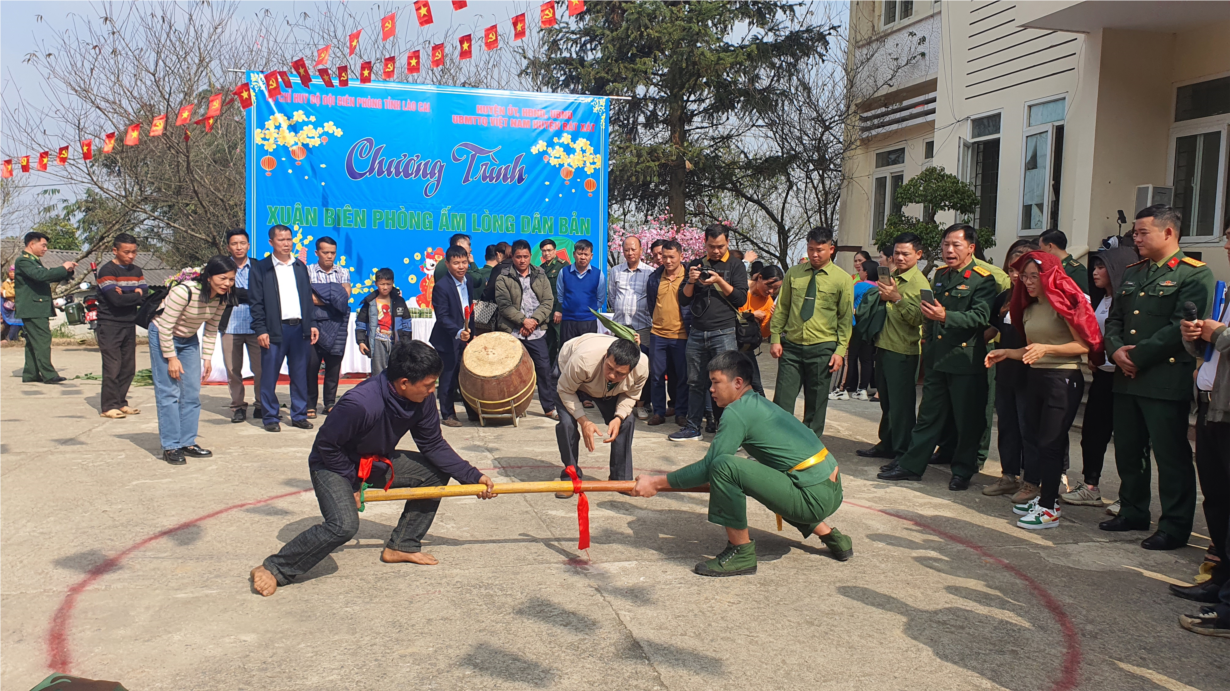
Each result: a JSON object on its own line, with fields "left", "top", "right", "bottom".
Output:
{"left": 459, "top": 332, "right": 537, "bottom": 426}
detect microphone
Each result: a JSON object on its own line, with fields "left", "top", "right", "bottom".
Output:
{"left": 1183, "top": 301, "right": 1198, "bottom": 322}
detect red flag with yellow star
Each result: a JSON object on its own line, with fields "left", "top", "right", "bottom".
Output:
{"left": 234, "top": 83, "right": 254, "bottom": 109}
{"left": 540, "top": 1, "right": 557, "bottom": 27}
{"left": 360, "top": 61, "right": 373, "bottom": 84}
{"left": 315, "top": 45, "right": 331, "bottom": 67}
{"left": 348, "top": 30, "right": 361, "bottom": 56}
{"left": 382, "top": 56, "right": 396, "bottom": 80}
{"left": 414, "top": 0, "right": 434, "bottom": 26}
{"left": 103, "top": 134, "right": 116, "bottom": 154}
{"left": 452, "top": 0, "right": 467, "bottom": 9}
{"left": 278, "top": 71, "right": 293, "bottom": 89}
{"left": 1, "top": 160, "right": 11, "bottom": 178}
{"left": 431, "top": 43, "right": 445, "bottom": 68}
{"left": 19, "top": 155, "right": 30, "bottom": 173}
{"left": 568, "top": 0, "right": 585, "bottom": 16}
{"left": 81, "top": 139, "right": 93, "bottom": 161}
{"left": 407, "top": 50, "right": 421, "bottom": 75}
{"left": 338, "top": 65, "right": 350, "bottom": 87}
{"left": 175, "top": 104, "right": 195, "bottom": 126}
{"left": 292, "top": 58, "right": 312, "bottom": 87}
{"left": 484, "top": 25, "right": 498, "bottom": 51}
{"left": 194, "top": 116, "right": 216, "bottom": 133}
{"left": 57, "top": 146, "right": 69, "bottom": 164}
{"left": 207, "top": 93, "right": 224, "bottom": 118}
{"left": 459, "top": 34, "right": 472, "bottom": 60}
{"left": 512, "top": 13, "right": 527, "bottom": 40}
{"left": 317, "top": 68, "right": 334, "bottom": 87}
{"left": 124, "top": 124, "right": 140, "bottom": 147}
{"left": 150, "top": 114, "right": 167, "bottom": 137}
{"left": 264, "top": 71, "right": 282, "bottom": 99}
{"left": 381, "top": 12, "right": 396, "bottom": 41}
{"left": 37, "top": 151, "right": 49, "bottom": 170}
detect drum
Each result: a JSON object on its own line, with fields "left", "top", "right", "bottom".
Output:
{"left": 460, "top": 331, "right": 537, "bottom": 426}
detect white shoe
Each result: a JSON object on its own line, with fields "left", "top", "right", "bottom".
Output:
{"left": 828, "top": 390, "right": 850, "bottom": 401}
{"left": 1106, "top": 500, "right": 1121, "bottom": 516}
{"left": 634, "top": 407, "right": 649, "bottom": 421}
{"left": 852, "top": 389, "right": 870, "bottom": 402}
{"left": 1060, "top": 484, "right": 1103, "bottom": 506}
{"left": 1017, "top": 504, "right": 1061, "bottom": 530}
{"left": 1013, "top": 496, "right": 1040, "bottom": 516}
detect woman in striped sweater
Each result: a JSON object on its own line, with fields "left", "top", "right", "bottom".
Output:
{"left": 150, "top": 255, "right": 237, "bottom": 465}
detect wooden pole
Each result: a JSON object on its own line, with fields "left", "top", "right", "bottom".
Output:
{"left": 363, "top": 481, "right": 708, "bottom": 503}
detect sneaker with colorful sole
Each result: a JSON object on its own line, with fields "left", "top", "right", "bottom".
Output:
{"left": 1013, "top": 497, "right": 1039, "bottom": 516}
{"left": 1017, "top": 504, "right": 1062, "bottom": 530}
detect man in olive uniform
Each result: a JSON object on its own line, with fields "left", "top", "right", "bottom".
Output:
{"left": 857, "top": 232, "right": 928, "bottom": 462}
{"left": 879, "top": 224, "right": 998, "bottom": 490}
{"left": 1040, "top": 228, "right": 1088, "bottom": 294}
{"left": 539, "top": 238, "right": 570, "bottom": 362}
{"left": 1101, "top": 204, "right": 1214, "bottom": 550}
{"left": 14, "top": 231, "right": 77, "bottom": 383}
{"left": 768, "top": 227, "right": 853, "bottom": 440}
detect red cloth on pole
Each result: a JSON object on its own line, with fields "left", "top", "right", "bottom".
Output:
{"left": 1010, "top": 251, "right": 1104, "bottom": 363}
{"left": 563, "top": 465, "right": 590, "bottom": 550}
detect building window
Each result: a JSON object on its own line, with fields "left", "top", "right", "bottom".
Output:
{"left": 924, "top": 140, "right": 934, "bottom": 160}
{"left": 961, "top": 113, "right": 1001, "bottom": 231}
{"left": 1171, "top": 130, "right": 1225, "bottom": 237}
{"left": 1019, "top": 97, "right": 1066, "bottom": 233}
{"left": 1175, "top": 76, "right": 1230, "bottom": 123}
{"left": 882, "top": 0, "right": 914, "bottom": 28}
{"left": 872, "top": 147, "right": 906, "bottom": 234}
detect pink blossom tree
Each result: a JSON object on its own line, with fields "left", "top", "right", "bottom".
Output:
{"left": 607, "top": 215, "right": 709, "bottom": 267}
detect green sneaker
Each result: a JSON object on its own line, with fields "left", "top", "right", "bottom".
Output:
{"left": 693, "top": 541, "right": 757, "bottom": 577}
{"left": 819, "top": 528, "right": 854, "bottom": 561}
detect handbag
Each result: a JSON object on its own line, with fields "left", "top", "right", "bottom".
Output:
{"left": 471, "top": 299, "right": 499, "bottom": 334}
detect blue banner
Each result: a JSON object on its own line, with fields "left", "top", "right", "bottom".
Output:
{"left": 244, "top": 72, "right": 608, "bottom": 310}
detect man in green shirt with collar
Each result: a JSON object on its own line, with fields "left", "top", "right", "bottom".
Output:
{"left": 14, "top": 231, "right": 77, "bottom": 384}
{"left": 879, "top": 224, "right": 998, "bottom": 490}
{"left": 632, "top": 351, "right": 853, "bottom": 576}
{"left": 539, "top": 238, "right": 571, "bottom": 362}
{"left": 1040, "top": 229, "right": 1088, "bottom": 294}
{"left": 1101, "top": 204, "right": 1214, "bottom": 550}
{"left": 857, "top": 232, "right": 928, "bottom": 462}
{"left": 767, "top": 227, "right": 853, "bottom": 440}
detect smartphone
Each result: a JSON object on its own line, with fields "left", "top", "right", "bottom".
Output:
{"left": 877, "top": 266, "right": 892, "bottom": 281}
{"left": 920, "top": 289, "right": 935, "bottom": 304}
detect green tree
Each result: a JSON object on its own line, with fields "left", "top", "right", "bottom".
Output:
{"left": 873, "top": 166, "right": 994, "bottom": 275}
{"left": 30, "top": 217, "right": 81, "bottom": 251}
{"left": 525, "top": 1, "right": 834, "bottom": 226}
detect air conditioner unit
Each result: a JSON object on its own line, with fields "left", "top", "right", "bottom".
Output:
{"left": 1135, "top": 185, "right": 1173, "bottom": 214}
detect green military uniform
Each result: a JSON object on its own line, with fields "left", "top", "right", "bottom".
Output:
{"left": 1062, "top": 253, "right": 1089, "bottom": 294}
{"left": 870, "top": 265, "right": 929, "bottom": 458}
{"left": 1105, "top": 251, "right": 1214, "bottom": 541}
{"left": 892, "top": 259, "right": 998, "bottom": 480}
{"left": 473, "top": 264, "right": 495, "bottom": 299}
{"left": 541, "top": 257, "right": 570, "bottom": 361}
{"left": 14, "top": 250, "right": 71, "bottom": 382}
{"left": 768, "top": 261, "right": 854, "bottom": 439}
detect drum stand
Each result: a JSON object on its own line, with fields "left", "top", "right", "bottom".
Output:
{"left": 461, "top": 370, "right": 537, "bottom": 427}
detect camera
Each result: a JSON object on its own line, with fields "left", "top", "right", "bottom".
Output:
{"left": 698, "top": 268, "right": 714, "bottom": 280}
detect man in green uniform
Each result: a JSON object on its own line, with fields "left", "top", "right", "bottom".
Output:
{"left": 857, "top": 232, "right": 928, "bottom": 462}
{"left": 632, "top": 351, "right": 853, "bottom": 576}
{"left": 768, "top": 227, "right": 853, "bottom": 439}
{"left": 14, "top": 231, "right": 77, "bottom": 384}
{"left": 539, "top": 238, "right": 570, "bottom": 362}
{"left": 879, "top": 224, "right": 998, "bottom": 490}
{"left": 1040, "top": 228, "right": 1088, "bottom": 294}
{"left": 1101, "top": 204, "right": 1214, "bottom": 550}
{"left": 473, "top": 244, "right": 501, "bottom": 298}
{"left": 433, "top": 234, "right": 482, "bottom": 285}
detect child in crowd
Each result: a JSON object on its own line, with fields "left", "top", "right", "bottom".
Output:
{"left": 356, "top": 268, "right": 413, "bottom": 377}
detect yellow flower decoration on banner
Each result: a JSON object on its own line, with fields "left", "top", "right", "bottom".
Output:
{"left": 254, "top": 113, "right": 343, "bottom": 154}
{"left": 533, "top": 135, "right": 603, "bottom": 175}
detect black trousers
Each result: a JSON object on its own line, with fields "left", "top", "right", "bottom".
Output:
{"left": 520, "top": 336, "right": 558, "bottom": 413}
{"left": 994, "top": 376, "right": 1035, "bottom": 479}
{"left": 1024, "top": 369, "right": 1084, "bottom": 510}
{"left": 1196, "top": 399, "right": 1230, "bottom": 586}
{"left": 306, "top": 343, "right": 343, "bottom": 410}
{"left": 559, "top": 320, "right": 598, "bottom": 401}
{"left": 556, "top": 396, "right": 635, "bottom": 482}
{"left": 843, "top": 337, "right": 875, "bottom": 392}
{"left": 97, "top": 320, "right": 137, "bottom": 412}
{"left": 1078, "top": 368, "right": 1115, "bottom": 487}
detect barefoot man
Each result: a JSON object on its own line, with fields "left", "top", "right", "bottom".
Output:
{"left": 251, "top": 340, "right": 496, "bottom": 596}
{"left": 632, "top": 351, "right": 853, "bottom": 576}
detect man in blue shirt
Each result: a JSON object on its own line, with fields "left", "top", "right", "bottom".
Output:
{"left": 220, "top": 228, "right": 263, "bottom": 423}
{"left": 554, "top": 238, "right": 607, "bottom": 348}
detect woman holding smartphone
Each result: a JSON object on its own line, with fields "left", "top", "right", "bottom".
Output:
{"left": 985, "top": 251, "right": 1102, "bottom": 529}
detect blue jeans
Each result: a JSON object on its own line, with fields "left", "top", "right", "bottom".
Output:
{"left": 650, "top": 334, "right": 689, "bottom": 418}
{"left": 685, "top": 327, "right": 737, "bottom": 430}
{"left": 148, "top": 323, "right": 202, "bottom": 451}
{"left": 260, "top": 322, "right": 310, "bottom": 425}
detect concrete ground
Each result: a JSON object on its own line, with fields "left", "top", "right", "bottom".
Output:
{"left": 1, "top": 344, "right": 1226, "bottom": 691}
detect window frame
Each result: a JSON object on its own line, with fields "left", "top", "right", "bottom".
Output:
{"left": 1017, "top": 95, "right": 1068, "bottom": 236}
{"left": 961, "top": 109, "right": 1003, "bottom": 230}
{"left": 1168, "top": 71, "right": 1230, "bottom": 243}
{"left": 871, "top": 145, "right": 908, "bottom": 236}
{"left": 881, "top": 0, "right": 916, "bottom": 30}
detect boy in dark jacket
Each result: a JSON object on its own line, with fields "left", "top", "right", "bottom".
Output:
{"left": 95, "top": 233, "right": 146, "bottom": 418}
{"left": 356, "top": 268, "right": 413, "bottom": 377}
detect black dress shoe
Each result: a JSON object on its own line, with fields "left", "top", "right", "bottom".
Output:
{"left": 878, "top": 466, "right": 922, "bottom": 481}
{"left": 163, "top": 448, "right": 187, "bottom": 465}
{"left": 928, "top": 452, "right": 951, "bottom": 465}
{"left": 44, "top": 376, "right": 67, "bottom": 384}
{"left": 879, "top": 460, "right": 899, "bottom": 473}
{"left": 1141, "top": 531, "right": 1186, "bottom": 551}
{"left": 264, "top": 423, "right": 281, "bottom": 432}
{"left": 948, "top": 476, "right": 971, "bottom": 491}
{"left": 857, "top": 446, "right": 896, "bottom": 459}
{"left": 1170, "top": 581, "right": 1223, "bottom": 603}
{"left": 231, "top": 408, "right": 246, "bottom": 423}
{"left": 181, "top": 445, "right": 212, "bottom": 458}
{"left": 1099, "top": 516, "right": 1149, "bottom": 532}
{"left": 291, "top": 419, "right": 314, "bottom": 430}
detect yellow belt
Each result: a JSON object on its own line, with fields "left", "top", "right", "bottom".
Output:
{"left": 789, "top": 448, "right": 828, "bottom": 473}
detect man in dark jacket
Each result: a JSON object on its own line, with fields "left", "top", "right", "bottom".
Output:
{"left": 250, "top": 339, "right": 496, "bottom": 597}
{"left": 14, "top": 231, "right": 77, "bottom": 383}
{"left": 250, "top": 224, "right": 318, "bottom": 432}
{"left": 429, "top": 245, "right": 478, "bottom": 426}
{"left": 307, "top": 236, "right": 351, "bottom": 417}
{"left": 95, "top": 233, "right": 146, "bottom": 417}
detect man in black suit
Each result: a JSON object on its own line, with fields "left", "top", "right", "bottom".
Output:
{"left": 430, "top": 245, "right": 478, "bottom": 427}
{"left": 250, "top": 224, "right": 318, "bottom": 432}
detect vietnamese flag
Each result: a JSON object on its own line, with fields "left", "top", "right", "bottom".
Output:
{"left": 360, "top": 61, "right": 373, "bottom": 84}
{"left": 207, "top": 93, "right": 224, "bottom": 118}
{"left": 484, "top": 25, "right": 498, "bottom": 51}
{"left": 431, "top": 43, "right": 445, "bottom": 68}
{"left": 315, "top": 45, "right": 331, "bottom": 67}
{"left": 452, "top": 0, "right": 467, "bottom": 8}
{"left": 407, "top": 50, "right": 421, "bottom": 75}
{"left": 233, "top": 83, "right": 254, "bottom": 110}
{"left": 338, "top": 65, "right": 350, "bottom": 87}
{"left": 414, "top": 0, "right": 433, "bottom": 26}
{"left": 459, "top": 35, "right": 472, "bottom": 60}
{"left": 348, "top": 30, "right": 362, "bottom": 56}
{"left": 194, "top": 116, "right": 215, "bottom": 133}
{"left": 317, "top": 68, "right": 335, "bottom": 87}
{"left": 56, "top": 146, "right": 69, "bottom": 165}
{"left": 150, "top": 114, "right": 167, "bottom": 137}
{"left": 124, "top": 124, "right": 140, "bottom": 146}
{"left": 175, "top": 104, "right": 195, "bottom": 126}
{"left": 568, "top": 0, "right": 585, "bottom": 16}
{"left": 103, "top": 133, "right": 116, "bottom": 153}
{"left": 264, "top": 71, "right": 282, "bottom": 98}
{"left": 382, "top": 56, "right": 396, "bottom": 80}
{"left": 1, "top": 160, "right": 11, "bottom": 178}
{"left": 381, "top": 12, "right": 396, "bottom": 41}
{"left": 81, "top": 139, "right": 93, "bottom": 161}
{"left": 292, "top": 58, "right": 311, "bottom": 87}
{"left": 540, "top": 1, "right": 557, "bottom": 28}
{"left": 278, "top": 71, "right": 293, "bottom": 89}
{"left": 512, "top": 13, "right": 527, "bottom": 40}
{"left": 37, "top": 152, "right": 49, "bottom": 171}
{"left": 19, "top": 155, "right": 30, "bottom": 173}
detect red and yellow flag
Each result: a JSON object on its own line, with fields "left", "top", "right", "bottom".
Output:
{"left": 292, "top": 58, "right": 312, "bottom": 87}
{"left": 278, "top": 71, "right": 293, "bottom": 89}
{"left": 452, "top": 0, "right": 467, "bottom": 9}
{"left": 568, "top": 0, "right": 585, "bottom": 16}
{"left": 124, "top": 124, "right": 140, "bottom": 146}
{"left": 81, "top": 139, "right": 93, "bottom": 161}
{"left": 195, "top": 116, "right": 216, "bottom": 133}
{"left": 175, "top": 104, "right": 195, "bottom": 126}
{"left": 540, "top": 1, "right": 557, "bottom": 27}
{"left": 431, "top": 43, "right": 445, "bottom": 68}
{"left": 207, "top": 93, "right": 224, "bottom": 118}
{"left": 37, "top": 151, "right": 49, "bottom": 170}
{"left": 234, "top": 83, "right": 254, "bottom": 110}
{"left": 484, "top": 25, "right": 499, "bottom": 51}
{"left": 360, "top": 61, "right": 373, "bottom": 84}
{"left": 382, "top": 56, "right": 396, "bottom": 80}
{"left": 513, "top": 13, "right": 527, "bottom": 40}
{"left": 103, "top": 133, "right": 116, "bottom": 154}
{"left": 381, "top": 12, "right": 396, "bottom": 41}
{"left": 56, "top": 146, "right": 69, "bottom": 165}
{"left": 414, "top": 0, "right": 434, "bottom": 27}
{"left": 459, "top": 34, "right": 472, "bottom": 60}
{"left": 150, "top": 114, "right": 167, "bottom": 137}
{"left": 317, "top": 68, "right": 335, "bottom": 87}
{"left": 19, "top": 155, "right": 30, "bottom": 173}
{"left": 264, "top": 71, "right": 282, "bottom": 99}
{"left": 338, "top": 65, "right": 350, "bottom": 87}
{"left": 315, "top": 45, "right": 331, "bottom": 67}
{"left": 1, "top": 160, "right": 11, "bottom": 178}
{"left": 348, "top": 30, "right": 362, "bottom": 56}
{"left": 407, "top": 50, "right": 421, "bottom": 75}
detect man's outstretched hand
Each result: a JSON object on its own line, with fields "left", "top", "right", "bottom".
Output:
{"left": 631, "top": 474, "right": 669, "bottom": 498}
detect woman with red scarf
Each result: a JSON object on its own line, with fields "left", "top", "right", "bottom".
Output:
{"left": 986, "top": 251, "right": 1103, "bottom": 529}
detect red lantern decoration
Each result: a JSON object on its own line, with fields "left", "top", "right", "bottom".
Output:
{"left": 560, "top": 166, "right": 574, "bottom": 183}
{"left": 584, "top": 178, "right": 596, "bottom": 195}
{"left": 290, "top": 145, "right": 307, "bottom": 165}
{"left": 261, "top": 156, "right": 277, "bottom": 176}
